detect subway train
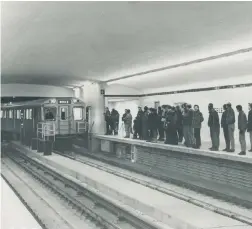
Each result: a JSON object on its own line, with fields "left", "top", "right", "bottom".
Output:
{"left": 1, "top": 97, "right": 87, "bottom": 150}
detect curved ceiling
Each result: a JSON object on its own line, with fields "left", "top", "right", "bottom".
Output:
{"left": 1, "top": 1, "right": 252, "bottom": 88}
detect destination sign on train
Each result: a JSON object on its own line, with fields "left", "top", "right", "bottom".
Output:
{"left": 58, "top": 100, "right": 71, "bottom": 104}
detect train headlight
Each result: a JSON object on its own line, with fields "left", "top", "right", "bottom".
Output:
{"left": 50, "top": 99, "right": 56, "bottom": 104}
{"left": 72, "top": 99, "right": 77, "bottom": 103}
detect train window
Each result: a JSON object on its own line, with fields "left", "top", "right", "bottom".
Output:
{"left": 16, "top": 110, "right": 21, "bottom": 119}
{"left": 29, "top": 109, "right": 32, "bottom": 119}
{"left": 60, "top": 107, "right": 68, "bottom": 120}
{"left": 4, "top": 110, "right": 7, "bottom": 118}
{"left": 44, "top": 107, "right": 56, "bottom": 120}
{"left": 9, "top": 110, "right": 13, "bottom": 119}
{"left": 73, "top": 107, "right": 83, "bottom": 120}
{"left": 25, "top": 109, "right": 32, "bottom": 119}
{"left": 1, "top": 110, "right": 3, "bottom": 118}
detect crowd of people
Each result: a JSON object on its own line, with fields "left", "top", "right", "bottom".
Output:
{"left": 104, "top": 103, "right": 252, "bottom": 155}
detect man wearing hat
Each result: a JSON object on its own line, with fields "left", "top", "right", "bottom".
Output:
{"left": 208, "top": 103, "right": 220, "bottom": 151}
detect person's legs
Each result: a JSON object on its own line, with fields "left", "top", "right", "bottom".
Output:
{"left": 249, "top": 131, "right": 252, "bottom": 151}
{"left": 210, "top": 127, "right": 214, "bottom": 149}
{"left": 183, "top": 126, "right": 188, "bottom": 146}
{"left": 223, "top": 126, "right": 230, "bottom": 150}
{"left": 239, "top": 131, "right": 246, "bottom": 153}
{"left": 194, "top": 128, "right": 200, "bottom": 148}
{"left": 106, "top": 122, "right": 110, "bottom": 135}
{"left": 228, "top": 124, "right": 235, "bottom": 151}
{"left": 125, "top": 124, "right": 130, "bottom": 138}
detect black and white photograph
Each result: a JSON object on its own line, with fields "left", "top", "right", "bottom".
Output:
{"left": 1, "top": 1, "right": 252, "bottom": 229}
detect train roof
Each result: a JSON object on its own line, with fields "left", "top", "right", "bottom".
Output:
{"left": 1, "top": 97, "right": 84, "bottom": 109}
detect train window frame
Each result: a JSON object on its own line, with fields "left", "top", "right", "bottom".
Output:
{"left": 16, "top": 110, "right": 21, "bottom": 119}
{"left": 9, "top": 110, "right": 13, "bottom": 119}
{"left": 60, "top": 107, "right": 68, "bottom": 121}
{"left": 73, "top": 107, "right": 83, "bottom": 121}
{"left": 44, "top": 107, "right": 57, "bottom": 121}
{"left": 25, "top": 109, "right": 32, "bottom": 119}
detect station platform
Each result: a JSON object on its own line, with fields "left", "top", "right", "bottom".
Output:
{"left": 1, "top": 176, "right": 42, "bottom": 229}
{"left": 11, "top": 141, "right": 252, "bottom": 229}
{"left": 80, "top": 134, "right": 252, "bottom": 208}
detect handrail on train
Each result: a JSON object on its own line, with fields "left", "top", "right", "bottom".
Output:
{"left": 37, "top": 122, "right": 56, "bottom": 141}
{"left": 76, "top": 120, "right": 87, "bottom": 133}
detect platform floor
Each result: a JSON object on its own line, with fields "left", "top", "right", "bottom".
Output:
{"left": 1, "top": 177, "right": 42, "bottom": 229}
{"left": 104, "top": 134, "right": 252, "bottom": 156}
{"left": 16, "top": 142, "right": 250, "bottom": 229}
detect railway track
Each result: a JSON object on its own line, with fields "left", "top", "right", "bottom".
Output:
{"left": 3, "top": 151, "right": 170, "bottom": 229}
{"left": 54, "top": 149, "right": 252, "bottom": 226}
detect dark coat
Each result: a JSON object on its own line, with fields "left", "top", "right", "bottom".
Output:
{"left": 148, "top": 112, "right": 159, "bottom": 130}
{"left": 248, "top": 110, "right": 252, "bottom": 132}
{"left": 104, "top": 110, "right": 111, "bottom": 122}
{"left": 141, "top": 111, "right": 149, "bottom": 126}
{"left": 182, "top": 109, "right": 193, "bottom": 126}
{"left": 192, "top": 110, "right": 204, "bottom": 128}
{"left": 238, "top": 111, "right": 247, "bottom": 131}
{"left": 136, "top": 110, "right": 143, "bottom": 121}
{"left": 164, "top": 110, "right": 177, "bottom": 129}
{"left": 221, "top": 110, "right": 228, "bottom": 128}
{"left": 110, "top": 109, "right": 119, "bottom": 123}
{"left": 226, "top": 108, "right": 235, "bottom": 125}
{"left": 208, "top": 109, "right": 220, "bottom": 128}
{"left": 176, "top": 109, "right": 183, "bottom": 127}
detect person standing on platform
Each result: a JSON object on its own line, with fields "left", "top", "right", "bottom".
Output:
{"left": 104, "top": 107, "right": 111, "bottom": 135}
{"left": 122, "top": 109, "right": 132, "bottom": 138}
{"left": 236, "top": 105, "right": 247, "bottom": 155}
{"left": 142, "top": 106, "right": 149, "bottom": 140}
{"left": 226, "top": 102, "right": 236, "bottom": 152}
{"left": 135, "top": 107, "right": 144, "bottom": 139}
{"left": 147, "top": 108, "right": 159, "bottom": 142}
{"left": 192, "top": 105, "right": 204, "bottom": 149}
{"left": 221, "top": 104, "right": 230, "bottom": 151}
{"left": 182, "top": 104, "right": 194, "bottom": 147}
{"left": 175, "top": 105, "right": 183, "bottom": 143}
{"left": 248, "top": 103, "right": 252, "bottom": 152}
{"left": 157, "top": 106, "right": 164, "bottom": 141}
{"left": 110, "top": 108, "right": 119, "bottom": 135}
{"left": 164, "top": 106, "right": 178, "bottom": 145}
{"left": 208, "top": 103, "right": 220, "bottom": 151}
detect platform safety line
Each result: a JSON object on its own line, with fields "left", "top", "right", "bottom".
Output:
{"left": 55, "top": 151, "right": 252, "bottom": 226}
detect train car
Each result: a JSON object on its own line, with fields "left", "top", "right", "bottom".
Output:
{"left": 1, "top": 97, "right": 87, "bottom": 151}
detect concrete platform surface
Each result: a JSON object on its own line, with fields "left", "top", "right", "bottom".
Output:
{"left": 12, "top": 141, "right": 251, "bottom": 229}
{"left": 96, "top": 135, "right": 252, "bottom": 164}
{"left": 1, "top": 177, "right": 42, "bottom": 229}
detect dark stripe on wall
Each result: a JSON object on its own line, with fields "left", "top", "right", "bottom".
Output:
{"left": 104, "top": 82, "right": 252, "bottom": 98}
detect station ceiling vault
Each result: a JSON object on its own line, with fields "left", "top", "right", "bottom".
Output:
{"left": 1, "top": 1, "right": 252, "bottom": 89}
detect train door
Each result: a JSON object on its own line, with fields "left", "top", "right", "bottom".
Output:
{"left": 58, "top": 105, "right": 70, "bottom": 135}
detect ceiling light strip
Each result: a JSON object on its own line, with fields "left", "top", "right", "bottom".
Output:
{"left": 104, "top": 82, "right": 252, "bottom": 97}
{"left": 105, "top": 47, "right": 252, "bottom": 83}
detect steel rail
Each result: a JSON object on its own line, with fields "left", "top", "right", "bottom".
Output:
{"left": 54, "top": 150, "right": 252, "bottom": 226}
{"left": 6, "top": 151, "right": 169, "bottom": 229}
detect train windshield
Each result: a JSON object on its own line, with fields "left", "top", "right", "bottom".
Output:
{"left": 73, "top": 107, "right": 83, "bottom": 120}
{"left": 44, "top": 107, "right": 56, "bottom": 121}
